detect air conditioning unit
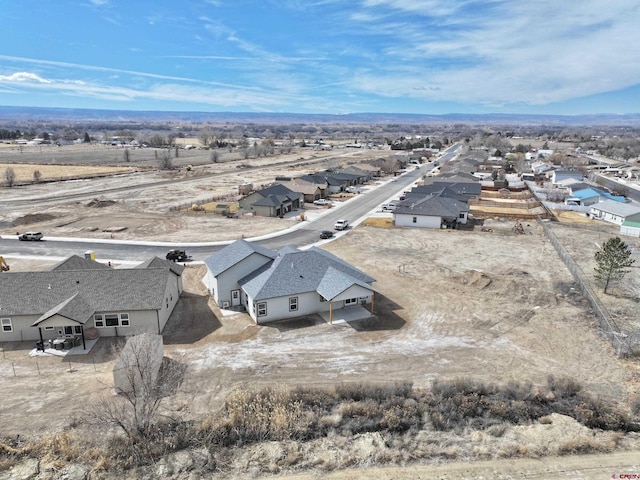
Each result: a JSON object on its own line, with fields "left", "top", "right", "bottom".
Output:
{"left": 222, "top": 301, "right": 230, "bottom": 309}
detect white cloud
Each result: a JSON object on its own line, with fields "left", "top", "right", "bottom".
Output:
{"left": 349, "top": 0, "right": 640, "bottom": 107}
{"left": 0, "top": 72, "right": 52, "bottom": 84}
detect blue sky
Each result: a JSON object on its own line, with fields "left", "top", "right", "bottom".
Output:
{"left": 1, "top": 0, "right": 639, "bottom": 115}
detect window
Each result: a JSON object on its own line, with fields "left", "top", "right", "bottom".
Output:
{"left": 74, "top": 326, "right": 82, "bottom": 334}
{"left": 94, "top": 313, "right": 130, "bottom": 328}
{"left": 257, "top": 302, "right": 267, "bottom": 317}
{"left": 345, "top": 298, "right": 357, "bottom": 305}
{"left": 289, "top": 297, "right": 298, "bottom": 311}
{"left": 64, "top": 326, "right": 73, "bottom": 335}
{"left": 105, "top": 314, "right": 119, "bottom": 327}
{"left": 459, "top": 213, "right": 465, "bottom": 219}
{"left": 1, "top": 318, "right": 12, "bottom": 333}
{"left": 412, "top": 216, "right": 417, "bottom": 223}
{"left": 44, "top": 326, "right": 54, "bottom": 331}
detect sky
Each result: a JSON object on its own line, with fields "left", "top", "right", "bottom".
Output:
{"left": 1, "top": 0, "right": 639, "bottom": 115}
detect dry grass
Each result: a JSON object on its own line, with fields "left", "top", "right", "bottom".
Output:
{"left": 362, "top": 217, "right": 393, "bottom": 228}
{"left": 1, "top": 377, "right": 637, "bottom": 476}
{"left": 0, "top": 163, "right": 137, "bottom": 183}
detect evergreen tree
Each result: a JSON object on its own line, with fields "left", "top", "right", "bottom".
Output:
{"left": 594, "top": 237, "right": 635, "bottom": 293}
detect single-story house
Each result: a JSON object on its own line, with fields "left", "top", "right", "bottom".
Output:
{"left": 203, "top": 239, "right": 277, "bottom": 309}
{"left": 239, "top": 184, "right": 303, "bottom": 217}
{"left": 299, "top": 173, "right": 354, "bottom": 194}
{"left": 0, "top": 255, "right": 184, "bottom": 346}
{"left": 550, "top": 169, "right": 583, "bottom": 185}
{"left": 417, "top": 180, "right": 482, "bottom": 201}
{"left": 277, "top": 178, "right": 323, "bottom": 203}
{"left": 620, "top": 212, "right": 640, "bottom": 238}
{"left": 203, "top": 240, "right": 376, "bottom": 324}
{"left": 393, "top": 195, "right": 469, "bottom": 229}
{"left": 589, "top": 199, "right": 640, "bottom": 226}
{"left": 565, "top": 188, "right": 626, "bottom": 207}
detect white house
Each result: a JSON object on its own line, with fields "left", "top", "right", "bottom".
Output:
{"left": 202, "top": 239, "right": 276, "bottom": 309}
{"left": 589, "top": 200, "right": 640, "bottom": 226}
{"left": 393, "top": 195, "right": 469, "bottom": 229}
{"left": 0, "top": 255, "right": 184, "bottom": 348}
{"left": 620, "top": 212, "right": 640, "bottom": 238}
{"left": 204, "top": 240, "right": 376, "bottom": 324}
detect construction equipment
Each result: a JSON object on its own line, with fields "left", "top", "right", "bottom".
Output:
{"left": 0, "top": 256, "right": 10, "bottom": 272}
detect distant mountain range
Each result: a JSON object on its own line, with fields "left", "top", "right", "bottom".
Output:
{"left": 1, "top": 105, "right": 639, "bottom": 126}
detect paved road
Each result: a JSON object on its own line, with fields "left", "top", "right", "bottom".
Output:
{"left": 0, "top": 144, "right": 461, "bottom": 262}
{"left": 591, "top": 173, "right": 640, "bottom": 203}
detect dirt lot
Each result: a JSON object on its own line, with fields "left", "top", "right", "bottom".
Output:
{"left": 0, "top": 143, "right": 385, "bottom": 241}
{"left": 1, "top": 146, "right": 640, "bottom": 478}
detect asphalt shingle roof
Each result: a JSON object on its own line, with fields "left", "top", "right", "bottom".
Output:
{"left": 0, "top": 267, "right": 173, "bottom": 316}
{"left": 136, "top": 256, "right": 185, "bottom": 276}
{"left": 394, "top": 195, "right": 469, "bottom": 218}
{"left": 239, "top": 246, "right": 375, "bottom": 301}
{"left": 32, "top": 293, "right": 95, "bottom": 326}
{"left": 204, "top": 239, "right": 276, "bottom": 277}
{"left": 50, "top": 255, "right": 110, "bottom": 271}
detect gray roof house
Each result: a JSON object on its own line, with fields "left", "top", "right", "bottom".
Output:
{"left": 239, "top": 184, "right": 303, "bottom": 217}
{"left": 589, "top": 200, "right": 640, "bottom": 226}
{"left": 203, "top": 240, "right": 376, "bottom": 324}
{"left": 393, "top": 194, "right": 470, "bottom": 229}
{"left": 0, "top": 256, "right": 184, "bottom": 349}
{"left": 203, "top": 239, "right": 277, "bottom": 309}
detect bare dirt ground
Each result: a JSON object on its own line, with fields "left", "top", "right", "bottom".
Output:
{"left": 0, "top": 144, "right": 385, "bottom": 241}
{"left": 2, "top": 145, "right": 640, "bottom": 478}
{"left": 2, "top": 222, "right": 640, "bottom": 478}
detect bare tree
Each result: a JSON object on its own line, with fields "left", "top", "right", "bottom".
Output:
{"left": 159, "top": 150, "right": 173, "bottom": 170}
{"left": 33, "top": 169, "right": 42, "bottom": 183}
{"left": 123, "top": 148, "right": 130, "bottom": 163}
{"left": 86, "top": 334, "right": 186, "bottom": 438}
{"left": 5, "top": 167, "right": 16, "bottom": 187}
{"left": 210, "top": 150, "right": 219, "bottom": 163}
{"left": 197, "top": 128, "right": 215, "bottom": 148}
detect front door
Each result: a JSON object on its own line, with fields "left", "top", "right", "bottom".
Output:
{"left": 231, "top": 289, "right": 241, "bottom": 307}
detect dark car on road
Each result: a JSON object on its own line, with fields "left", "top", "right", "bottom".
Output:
{"left": 319, "top": 230, "right": 334, "bottom": 239}
{"left": 166, "top": 249, "right": 190, "bottom": 262}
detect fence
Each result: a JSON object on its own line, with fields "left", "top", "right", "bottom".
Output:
{"left": 468, "top": 199, "right": 541, "bottom": 209}
{"left": 538, "top": 219, "right": 631, "bottom": 357}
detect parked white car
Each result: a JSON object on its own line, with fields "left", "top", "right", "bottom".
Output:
{"left": 313, "top": 198, "right": 332, "bottom": 206}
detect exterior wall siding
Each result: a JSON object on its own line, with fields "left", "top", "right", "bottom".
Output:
{"left": 394, "top": 214, "right": 441, "bottom": 229}
{"left": 215, "top": 253, "right": 273, "bottom": 308}
{"left": 248, "top": 286, "right": 373, "bottom": 324}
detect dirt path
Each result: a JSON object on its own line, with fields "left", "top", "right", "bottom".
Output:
{"left": 254, "top": 450, "right": 640, "bottom": 480}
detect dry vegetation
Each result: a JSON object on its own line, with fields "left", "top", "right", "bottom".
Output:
{"left": 1, "top": 378, "right": 638, "bottom": 477}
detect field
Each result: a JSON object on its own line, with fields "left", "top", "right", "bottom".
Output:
{"left": 1, "top": 143, "right": 640, "bottom": 478}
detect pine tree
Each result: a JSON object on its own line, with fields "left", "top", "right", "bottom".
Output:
{"left": 594, "top": 237, "right": 635, "bottom": 294}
